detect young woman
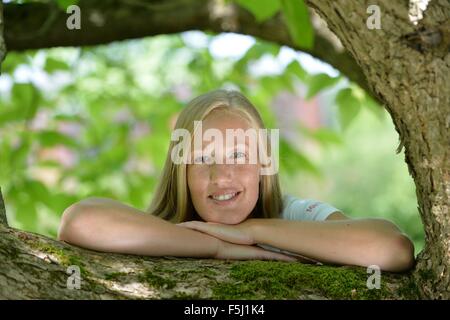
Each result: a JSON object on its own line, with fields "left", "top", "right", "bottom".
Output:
{"left": 58, "top": 89, "right": 415, "bottom": 272}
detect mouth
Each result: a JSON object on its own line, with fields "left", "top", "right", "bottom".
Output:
{"left": 208, "top": 191, "right": 242, "bottom": 204}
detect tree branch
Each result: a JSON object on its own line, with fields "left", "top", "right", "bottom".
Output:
{"left": 0, "top": 225, "right": 418, "bottom": 299}
{"left": 3, "top": 0, "right": 371, "bottom": 94}
{"left": 0, "top": 0, "right": 6, "bottom": 70}
{"left": 0, "top": 187, "right": 8, "bottom": 227}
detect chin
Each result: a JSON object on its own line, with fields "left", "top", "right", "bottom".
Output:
{"left": 208, "top": 213, "right": 248, "bottom": 225}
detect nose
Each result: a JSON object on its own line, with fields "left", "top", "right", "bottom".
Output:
{"left": 209, "top": 164, "right": 234, "bottom": 186}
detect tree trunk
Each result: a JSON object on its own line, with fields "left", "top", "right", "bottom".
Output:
{"left": 0, "top": 0, "right": 6, "bottom": 70}
{"left": 306, "top": 0, "right": 450, "bottom": 299}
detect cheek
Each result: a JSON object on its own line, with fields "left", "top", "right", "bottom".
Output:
{"left": 187, "top": 166, "right": 209, "bottom": 198}
{"left": 238, "top": 165, "right": 260, "bottom": 194}
{"left": 240, "top": 165, "right": 260, "bottom": 182}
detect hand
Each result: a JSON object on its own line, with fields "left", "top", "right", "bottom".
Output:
{"left": 176, "top": 220, "right": 255, "bottom": 245}
{"left": 214, "top": 239, "right": 298, "bottom": 262}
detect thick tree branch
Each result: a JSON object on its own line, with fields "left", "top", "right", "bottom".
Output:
{"left": 0, "top": 225, "right": 418, "bottom": 299}
{"left": 0, "top": 0, "right": 6, "bottom": 70}
{"left": 0, "top": 187, "right": 8, "bottom": 227}
{"left": 3, "top": 0, "right": 371, "bottom": 94}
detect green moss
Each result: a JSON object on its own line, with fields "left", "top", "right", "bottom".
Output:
{"left": 139, "top": 270, "right": 177, "bottom": 289}
{"left": 212, "top": 261, "right": 391, "bottom": 300}
{"left": 172, "top": 291, "right": 204, "bottom": 300}
{"left": 32, "top": 241, "right": 89, "bottom": 276}
{"left": 397, "top": 276, "right": 420, "bottom": 299}
{"left": 104, "top": 272, "right": 128, "bottom": 281}
{"left": 199, "top": 268, "right": 218, "bottom": 277}
{"left": 418, "top": 268, "right": 434, "bottom": 281}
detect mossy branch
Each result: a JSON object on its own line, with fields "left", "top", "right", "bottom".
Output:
{"left": 0, "top": 226, "right": 419, "bottom": 299}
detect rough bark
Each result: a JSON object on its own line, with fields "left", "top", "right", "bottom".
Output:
{"left": 0, "top": 0, "right": 6, "bottom": 71}
{"left": 305, "top": 0, "right": 450, "bottom": 299}
{"left": 3, "top": 0, "right": 370, "bottom": 95}
{"left": 0, "top": 223, "right": 418, "bottom": 300}
{"left": 0, "top": 187, "right": 7, "bottom": 227}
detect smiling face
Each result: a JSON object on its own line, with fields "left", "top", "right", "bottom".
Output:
{"left": 186, "top": 109, "right": 261, "bottom": 224}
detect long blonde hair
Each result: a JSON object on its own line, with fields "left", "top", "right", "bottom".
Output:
{"left": 146, "top": 89, "right": 283, "bottom": 222}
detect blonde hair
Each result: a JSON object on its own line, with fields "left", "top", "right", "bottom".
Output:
{"left": 146, "top": 89, "right": 283, "bottom": 222}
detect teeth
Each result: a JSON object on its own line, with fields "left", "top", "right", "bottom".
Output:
{"left": 212, "top": 193, "right": 237, "bottom": 201}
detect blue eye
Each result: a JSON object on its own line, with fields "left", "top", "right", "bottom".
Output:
{"left": 231, "top": 151, "right": 246, "bottom": 159}
{"left": 194, "top": 155, "right": 212, "bottom": 164}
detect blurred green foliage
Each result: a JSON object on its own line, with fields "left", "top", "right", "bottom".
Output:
{"left": 0, "top": 32, "right": 423, "bottom": 255}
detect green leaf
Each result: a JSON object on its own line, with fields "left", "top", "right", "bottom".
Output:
{"left": 305, "top": 73, "right": 340, "bottom": 100}
{"left": 37, "top": 160, "right": 64, "bottom": 168}
{"left": 280, "top": 0, "right": 314, "bottom": 49}
{"left": 310, "top": 128, "right": 343, "bottom": 146}
{"left": 298, "top": 125, "right": 343, "bottom": 147}
{"left": 279, "top": 139, "right": 321, "bottom": 176}
{"left": 0, "top": 109, "right": 28, "bottom": 125}
{"left": 44, "top": 57, "right": 70, "bottom": 73}
{"left": 14, "top": 201, "right": 38, "bottom": 232}
{"left": 53, "top": 113, "right": 85, "bottom": 122}
{"left": 234, "top": 0, "right": 281, "bottom": 22}
{"left": 26, "top": 179, "right": 51, "bottom": 205}
{"left": 11, "top": 83, "right": 40, "bottom": 120}
{"left": 55, "top": 0, "right": 79, "bottom": 10}
{"left": 0, "top": 52, "right": 28, "bottom": 74}
{"left": 285, "top": 60, "right": 308, "bottom": 82}
{"left": 45, "top": 192, "right": 79, "bottom": 216}
{"left": 36, "top": 130, "right": 79, "bottom": 148}
{"left": 241, "top": 41, "right": 280, "bottom": 62}
{"left": 259, "top": 75, "right": 292, "bottom": 96}
{"left": 335, "top": 88, "right": 362, "bottom": 131}
{"left": 9, "top": 137, "right": 31, "bottom": 171}
{"left": 9, "top": 183, "right": 38, "bottom": 232}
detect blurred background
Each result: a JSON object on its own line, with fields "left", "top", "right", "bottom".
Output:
{"left": 0, "top": 31, "right": 424, "bottom": 255}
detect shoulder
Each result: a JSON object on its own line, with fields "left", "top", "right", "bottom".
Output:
{"left": 324, "top": 211, "right": 350, "bottom": 220}
{"left": 281, "top": 194, "right": 349, "bottom": 221}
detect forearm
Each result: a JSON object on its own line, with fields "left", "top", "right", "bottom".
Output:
{"left": 247, "top": 218, "right": 414, "bottom": 272}
{"left": 58, "top": 198, "right": 219, "bottom": 258}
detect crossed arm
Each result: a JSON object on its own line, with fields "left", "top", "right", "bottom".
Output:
{"left": 177, "top": 212, "right": 415, "bottom": 272}
{"left": 58, "top": 197, "right": 415, "bottom": 273}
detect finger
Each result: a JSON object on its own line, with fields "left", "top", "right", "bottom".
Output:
{"left": 177, "top": 222, "right": 252, "bottom": 245}
{"left": 177, "top": 222, "right": 226, "bottom": 239}
{"left": 176, "top": 221, "right": 204, "bottom": 231}
{"left": 255, "top": 248, "right": 298, "bottom": 262}
{"left": 176, "top": 222, "right": 221, "bottom": 239}
{"left": 272, "top": 253, "right": 298, "bottom": 262}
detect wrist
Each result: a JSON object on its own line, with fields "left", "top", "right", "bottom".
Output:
{"left": 211, "top": 236, "right": 222, "bottom": 258}
{"left": 245, "top": 218, "right": 284, "bottom": 244}
{"left": 242, "top": 218, "right": 263, "bottom": 244}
